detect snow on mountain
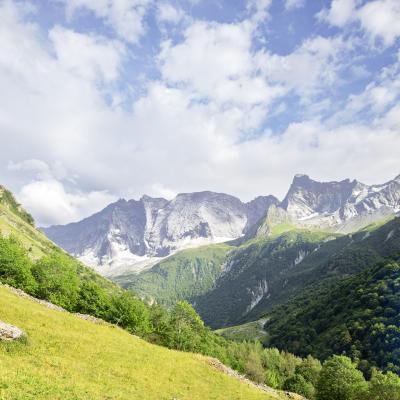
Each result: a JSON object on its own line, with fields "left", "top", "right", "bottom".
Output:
{"left": 42, "top": 175, "right": 400, "bottom": 276}
{"left": 279, "top": 174, "right": 400, "bottom": 232}
{"left": 42, "top": 192, "right": 278, "bottom": 276}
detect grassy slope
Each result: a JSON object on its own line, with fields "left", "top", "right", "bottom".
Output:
{"left": 0, "top": 190, "right": 119, "bottom": 293}
{"left": 215, "top": 319, "right": 269, "bottom": 342}
{"left": 0, "top": 285, "right": 286, "bottom": 400}
{"left": 115, "top": 243, "right": 232, "bottom": 305}
{"left": 0, "top": 201, "right": 57, "bottom": 259}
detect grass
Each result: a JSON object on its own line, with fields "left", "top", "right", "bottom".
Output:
{"left": 0, "top": 203, "right": 57, "bottom": 259}
{"left": 215, "top": 319, "right": 269, "bottom": 342}
{"left": 0, "top": 285, "right": 284, "bottom": 400}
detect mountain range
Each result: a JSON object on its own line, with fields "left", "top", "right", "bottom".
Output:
{"left": 42, "top": 174, "right": 400, "bottom": 276}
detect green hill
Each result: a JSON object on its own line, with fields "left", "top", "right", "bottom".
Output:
{"left": 266, "top": 257, "right": 400, "bottom": 375}
{"left": 0, "top": 284, "right": 287, "bottom": 400}
{"left": 195, "top": 218, "right": 400, "bottom": 328}
{"left": 115, "top": 243, "right": 232, "bottom": 305}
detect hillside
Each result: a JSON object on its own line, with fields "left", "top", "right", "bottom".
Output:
{"left": 266, "top": 258, "right": 400, "bottom": 375}
{"left": 0, "top": 186, "right": 57, "bottom": 259}
{"left": 0, "top": 284, "right": 291, "bottom": 400}
{"left": 122, "top": 217, "right": 400, "bottom": 329}
{"left": 115, "top": 243, "right": 232, "bottom": 305}
{"left": 195, "top": 217, "right": 400, "bottom": 328}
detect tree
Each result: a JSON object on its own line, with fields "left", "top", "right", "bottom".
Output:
{"left": 316, "top": 356, "right": 368, "bottom": 400}
{"left": 284, "top": 374, "right": 315, "bottom": 399}
{"left": 365, "top": 369, "right": 400, "bottom": 400}
{"left": 107, "top": 292, "right": 151, "bottom": 336}
{"left": 32, "top": 252, "right": 80, "bottom": 310}
{"left": 76, "top": 281, "right": 109, "bottom": 317}
{"left": 296, "top": 355, "right": 322, "bottom": 386}
{"left": 244, "top": 351, "right": 265, "bottom": 384}
{"left": 0, "top": 236, "right": 36, "bottom": 292}
{"left": 167, "top": 301, "right": 205, "bottom": 351}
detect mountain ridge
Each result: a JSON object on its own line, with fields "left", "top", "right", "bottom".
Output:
{"left": 43, "top": 191, "right": 279, "bottom": 275}
{"left": 42, "top": 174, "right": 400, "bottom": 276}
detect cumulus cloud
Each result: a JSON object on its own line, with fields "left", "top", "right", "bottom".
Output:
{"left": 62, "top": 0, "right": 152, "bottom": 43}
{"left": 49, "top": 26, "right": 125, "bottom": 83}
{"left": 285, "top": 0, "right": 305, "bottom": 11}
{"left": 320, "top": 0, "right": 400, "bottom": 46}
{"left": 257, "top": 35, "right": 349, "bottom": 101}
{"left": 0, "top": 0, "right": 399, "bottom": 226}
{"left": 156, "top": 3, "right": 184, "bottom": 24}
{"left": 18, "top": 179, "right": 116, "bottom": 226}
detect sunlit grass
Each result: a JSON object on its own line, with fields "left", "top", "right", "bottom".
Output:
{"left": 0, "top": 286, "right": 280, "bottom": 400}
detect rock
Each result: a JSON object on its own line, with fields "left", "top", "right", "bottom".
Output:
{"left": 0, "top": 321, "right": 24, "bottom": 341}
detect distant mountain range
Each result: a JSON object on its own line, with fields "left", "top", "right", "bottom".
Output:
{"left": 42, "top": 174, "right": 400, "bottom": 276}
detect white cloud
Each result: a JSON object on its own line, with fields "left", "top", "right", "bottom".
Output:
{"left": 285, "top": 0, "right": 305, "bottom": 11}
{"left": 150, "top": 183, "right": 177, "bottom": 199}
{"left": 159, "top": 20, "right": 284, "bottom": 111}
{"left": 320, "top": 0, "right": 400, "bottom": 46}
{"left": 50, "top": 26, "right": 125, "bottom": 83}
{"left": 18, "top": 179, "right": 116, "bottom": 226}
{"left": 156, "top": 3, "right": 184, "bottom": 24}
{"left": 257, "top": 35, "right": 349, "bottom": 99}
{"left": 0, "top": 0, "right": 399, "bottom": 227}
{"left": 63, "top": 0, "right": 152, "bottom": 43}
{"left": 357, "top": 0, "right": 400, "bottom": 46}
{"left": 329, "top": 55, "right": 400, "bottom": 124}
{"left": 318, "top": 0, "right": 356, "bottom": 27}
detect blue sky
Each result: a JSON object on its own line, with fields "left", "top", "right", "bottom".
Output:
{"left": 0, "top": 0, "right": 399, "bottom": 225}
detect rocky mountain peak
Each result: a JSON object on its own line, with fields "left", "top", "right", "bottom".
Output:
{"left": 41, "top": 174, "right": 400, "bottom": 276}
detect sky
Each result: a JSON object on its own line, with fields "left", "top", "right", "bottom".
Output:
{"left": 0, "top": 0, "right": 399, "bottom": 226}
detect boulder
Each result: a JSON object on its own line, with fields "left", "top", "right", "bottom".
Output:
{"left": 0, "top": 321, "right": 24, "bottom": 341}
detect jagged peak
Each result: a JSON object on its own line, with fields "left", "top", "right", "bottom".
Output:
{"left": 392, "top": 173, "right": 400, "bottom": 182}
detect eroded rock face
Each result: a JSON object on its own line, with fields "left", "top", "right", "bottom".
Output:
{"left": 42, "top": 192, "right": 278, "bottom": 275}
{"left": 0, "top": 321, "right": 24, "bottom": 341}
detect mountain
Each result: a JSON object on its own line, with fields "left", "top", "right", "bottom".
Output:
{"left": 42, "top": 192, "right": 278, "bottom": 276}
{"left": 273, "top": 174, "right": 400, "bottom": 234}
{"left": 41, "top": 174, "right": 400, "bottom": 277}
{"left": 195, "top": 217, "right": 400, "bottom": 328}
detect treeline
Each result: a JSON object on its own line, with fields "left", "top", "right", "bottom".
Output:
{"left": 267, "top": 258, "right": 400, "bottom": 377}
{"left": 0, "top": 235, "right": 399, "bottom": 399}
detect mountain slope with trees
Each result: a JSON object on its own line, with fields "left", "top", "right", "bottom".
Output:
{"left": 266, "top": 257, "right": 400, "bottom": 375}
